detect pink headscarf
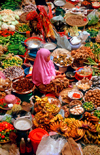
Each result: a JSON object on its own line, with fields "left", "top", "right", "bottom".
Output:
{"left": 32, "top": 48, "right": 56, "bottom": 86}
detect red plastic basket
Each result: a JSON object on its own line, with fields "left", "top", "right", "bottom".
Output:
{"left": 75, "top": 67, "right": 92, "bottom": 80}
{"left": 24, "top": 37, "right": 43, "bottom": 47}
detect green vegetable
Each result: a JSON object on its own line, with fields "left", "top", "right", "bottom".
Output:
{"left": 83, "top": 102, "right": 94, "bottom": 111}
{"left": 94, "top": 110, "right": 100, "bottom": 119}
{"left": 1, "top": 0, "right": 22, "bottom": 10}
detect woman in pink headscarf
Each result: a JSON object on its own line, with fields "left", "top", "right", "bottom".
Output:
{"left": 32, "top": 48, "right": 63, "bottom": 86}
{"left": 32, "top": 48, "right": 69, "bottom": 95}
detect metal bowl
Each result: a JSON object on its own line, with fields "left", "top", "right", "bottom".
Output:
{"left": 26, "top": 40, "right": 42, "bottom": 50}
{"left": 43, "top": 42, "right": 57, "bottom": 52}
{"left": 54, "top": 0, "right": 66, "bottom": 6}
{"left": 13, "top": 118, "right": 32, "bottom": 131}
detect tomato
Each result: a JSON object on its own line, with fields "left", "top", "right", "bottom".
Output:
{"left": 1, "top": 135, "right": 5, "bottom": 139}
{"left": 0, "top": 133, "right": 1, "bottom": 136}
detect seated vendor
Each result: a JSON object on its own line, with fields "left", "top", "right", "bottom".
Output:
{"left": 32, "top": 48, "right": 69, "bottom": 96}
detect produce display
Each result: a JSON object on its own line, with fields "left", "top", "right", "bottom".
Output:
{"left": 23, "top": 3, "right": 36, "bottom": 12}
{"left": 64, "top": 26, "right": 79, "bottom": 37}
{"left": 77, "top": 66, "right": 92, "bottom": 76}
{"left": 76, "top": 78, "right": 92, "bottom": 91}
{"left": 1, "top": 0, "right": 22, "bottom": 10}
{"left": 70, "top": 105, "right": 84, "bottom": 115}
{"left": 53, "top": 54, "right": 73, "bottom": 66}
{"left": 65, "top": 15, "right": 88, "bottom": 27}
{"left": 7, "top": 44, "right": 26, "bottom": 55}
{"left": 84, "top": 89, "right": 100, "bottom": 108}
{"left": 0, "top": 78, "right": 11, "bottom": 91}
{"left": 50, "top": 117, "right": 84, "bottom": 139}
{"left": 83, "top": 101, "right": 94, "bottom": 111}
{"left": 2, "top": 56, "right": 23, "bottom": 68}
{"left": 39, "top": 77, "right": 69, "bottom": 96}
{"left": 87, "top": 28, "right": 99, "bottom": 38}
{"left": 0, "top": 1, "right": 100, "bottom": 154}
{"left": 34, "top": 96, "right": 60, "bottom": 114}
{"left": 15, "top": 23, "right": 31, "bottom": 32}
{"left": 69, "top": 100, "right": 82, "bottom": 107}
{"left": 0, "top": 9, "right": 19, "bottom": 30}
{"left": 61, "top": 105, "right": 69, "bottom": 118}
{"left": 3, "top": 66, "right": 24, "bottom": 80}
{"left": 83, "top": 145, "right": 100, "bottom": 155}
{"left": 71, "top": 46, "right": 95, "bottom": 67}
{"left": 0, "top": 122, "right": 14, "bottom": 142}
{"left": 93, "top": 110, "right": 100, "bottom": 119}
{"left": 92, "top": 76, "right": 100, "bottom": 88}
{"left": 12, "top": 77, "right": 34, "bottom": 93}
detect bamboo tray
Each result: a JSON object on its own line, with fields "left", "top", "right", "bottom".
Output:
{"left": 65, "top": 15, "right": 88, "bottom": 27}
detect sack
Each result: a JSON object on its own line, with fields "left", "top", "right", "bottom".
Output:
{"left": 61, "top": 138, "right": 83, "bottom": 155}
{"left": 36, "top": 136, "right": 67, "bottom": 155}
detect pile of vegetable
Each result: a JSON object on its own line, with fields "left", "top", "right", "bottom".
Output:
{"left": 0, "top": 98, "right": 8, "bottom": 108}
{"left": 0, "top": 9, "right": 20, "bottom": 31}
{"left": 1, "top": 0, "right": 22, "bottom": 11}
{"left": 0, "top": 44, "right": 8, "bottom": 56}
{"left": 0, "top": 32, "right": 26, "bottom": 55}
{"left": 94, "top": 110, "right": 100, "bottom": 119}
{"left": 9, "top": 32, "right": 26, "bottom": 45}
{"left": 83, "top": 101, "right": 94, "bottom": 111}
{"left": 0, "top": 30, "right": 15, "bottom": 37}
{"left": 2, "top": 56, "right": 23, "bottom": 68}
{"left": 16, "top": 23, "right": 31, "bottom": 32}
{"left": 64, "top": 26, "right": 79, "bottom": 37}
{"left": 0, "top": 36, "right": 10, "bottom": 46}
{"left": 7, "top": 44, "right": 26, "bottom": 55}
{"left": 87, "top": 28, "right": 99, "bottom": 38}
{"left": 85, "top": 42, "right": 100, "bottom": 63}
{"left": 0, "top": 121, "right": 14, "bottom": 142}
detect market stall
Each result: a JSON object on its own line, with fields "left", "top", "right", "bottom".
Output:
{"left": 0, "top": 0, "right": 100, "bottom": 155}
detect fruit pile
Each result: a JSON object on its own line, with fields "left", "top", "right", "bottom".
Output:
{"left": 0, "top": 122, "right": 14, "bottom": 142}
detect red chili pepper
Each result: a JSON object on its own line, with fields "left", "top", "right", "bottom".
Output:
{"left": 73, "top": 93, "right": 80, "bottom": 99}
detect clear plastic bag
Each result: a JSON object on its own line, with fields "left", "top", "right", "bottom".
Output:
{"left": 36, "top": 136, "right": 67, "bottom": 155}
{"left": 87, "top": 10, "right": 99, "bottom": 25}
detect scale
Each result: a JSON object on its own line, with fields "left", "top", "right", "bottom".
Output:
{"left": 26, "top": 40, "right": 42, "bottom": 58}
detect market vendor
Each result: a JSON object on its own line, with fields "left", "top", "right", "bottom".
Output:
{"left": 32, "top": 48, "right": 69, "bottom": 96}
{"left": 26, "top": 2, "right": 54, "bottom": 40}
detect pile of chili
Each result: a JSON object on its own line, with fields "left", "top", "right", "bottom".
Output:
{"left": 0, "top": 29, "right": 15, "bottom": 37}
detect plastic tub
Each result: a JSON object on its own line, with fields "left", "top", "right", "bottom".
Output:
{"left": 75, "top": 67, "right": 92, "bottom": 80}
{"left": 29, "top": 128, "right": 49, "bottom": 154}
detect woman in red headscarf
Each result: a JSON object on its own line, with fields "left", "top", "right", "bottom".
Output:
{"left": 26, "top": 4, "right": 54, "bottom": 40}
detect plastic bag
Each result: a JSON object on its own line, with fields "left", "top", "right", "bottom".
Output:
{"left": 79, "top": 31, "right": 90, "bottom": 43}
{"left": 87, "top": 10, "right": 99, "bottom": 25}
{"left": 36, "top": 136, "right": 67, "bottom": 155}
{"left": 57, "top": 35, "right": 71, "bottom": 51}
{"left": 51, "top": 15, "right": 65, "bottom": 23}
